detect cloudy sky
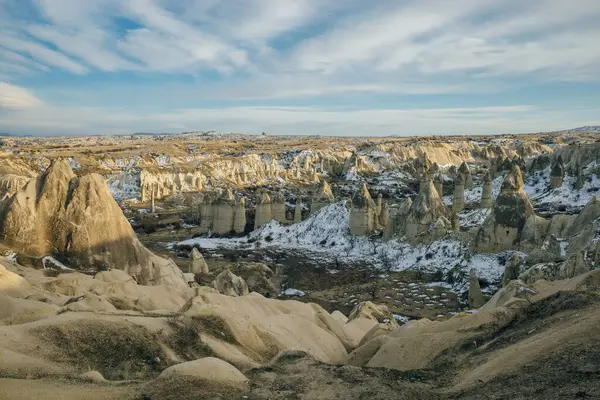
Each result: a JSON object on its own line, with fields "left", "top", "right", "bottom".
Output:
{"left": 0, "top": 0, "right": 599, "bottom": 136}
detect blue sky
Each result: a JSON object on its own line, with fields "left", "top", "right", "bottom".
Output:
{"left": 0, "top": 0, "right": 599, "bottom": 136}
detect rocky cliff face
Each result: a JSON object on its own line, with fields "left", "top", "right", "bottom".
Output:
{"left": 99, "top": 138, "right": 553, "bottom": 203}
{"left": 0, "top": 174, "right": 30, "bottom": 200}
{"left": 0, "top": 160, "right": 187, "bottom": 288}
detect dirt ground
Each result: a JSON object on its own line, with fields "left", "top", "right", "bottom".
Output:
{"left": 0, "top": 379, "right": 135, "bottom": 400}
{"left": 3, "top": 291, "right": 600, "bottom": 399}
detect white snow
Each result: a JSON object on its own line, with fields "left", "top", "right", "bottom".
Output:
{"left": 392, "top": 314, "right": 410, "bottom": 323}
{"left": 179, "top": 202, "right": 511, "bottom": 291}
{"left": 106, "top": 173, "right": 141, "bottom": 202}
{"left": 524, "top": 166, "right": 600, "bottom": 212}
{"left": 458, "top": 208, "right": 491, "bottom": 228}
{"left": 281, "top": 288, "right": 306, "bottom": 297}
{"left": 4, "top": 251, "right": 17, "bottom": 262}
{"left": 42, "top": 256, "right": 73, "bottom": 270}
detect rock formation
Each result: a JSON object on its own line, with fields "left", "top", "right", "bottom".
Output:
{"left": 233, "top": 197, "right": 246, "bottom": 234}
{"left": 0, "top": 174, "right": 29, "bottom": 200}
{"left": 475, "top": 165, "right": 546, "bottom": 252}
{"left": 0, "top": 160, "right": 187, "bottom": 288}
{"left": 349, "top": 184, "right": 377, "bottom": 235}
{"left": 451, "top": 212, "right": 460, "bottom": 232}
{"left": 294, "top": 198, "right": 302, "bottom": 223}
{"left": 271, "top": 192, "right": 287, "bottom": 223}
{"left": 481, "top": 171, "right": 493, "bottom": 208}
{"left": 190, "top": 248, "right": 209, "bottom": 275}
{"left": 311, "top": 180, "right": 334, "bottom": 214}
{"left": 213, "top": 188, "right": 236, "bottom": 234}
{"left": 213, "top": 269, "right": 249, "bottom": 297}
{"left": 254, "top": 191, "right": 273, "bottom": 229}
{"left": 468, "top": 269, "right": 486, "bottom": 308}
{"left": 434, "top": 173, "right": 444, "bottom": 197}
{"left": 458, "top": 162, "right": 473, "bottom": 188}
{"left": 156, "top": 357, "right": 248, "bottom": 387}
{"left": 196, "top": 189, "right": 247, "bottom": 235}
{"left": 573, "top": 159, "right": 585, "bottom": 190}
{"left": 383, "top": 198, "right": 412, "bottom": 240}
{"left": 404, "top": 177, "right": 450, "bottom": 239}
{"left": 140, "top": 168, "right": 206, "bottom": 201}
{"left": 223, "top": 262, "right": 279, "bottom": 297}
{"left": 549, "top": 155, "right": 564, "bottom": 188}
{"left": 452, "top": 174, "right": 465, "bottom": 212}
{"left": 378, "top": 201, "right": 389, "bottom": 228}
{"left": 502, "top": 254, "right": 523, "bottom": 287}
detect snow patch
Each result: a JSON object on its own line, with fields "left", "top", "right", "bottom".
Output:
{"left": 281, "top": 288, "right": 306, "bottom": 297}
{"left": 179, "top": 202, "right": 511, "bottom": 291}
{"left": 42, "top": 256, "right": 73, "bottom": 270}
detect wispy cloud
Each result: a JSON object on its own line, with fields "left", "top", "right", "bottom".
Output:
{"left": 1, "top": 102, "right": 591, "bottom": 137}
{"left": 0, "top": 82, "right": 43, "bottom": 109}
{"left": 0, "top": 0, "right": 599, "bottom": 135}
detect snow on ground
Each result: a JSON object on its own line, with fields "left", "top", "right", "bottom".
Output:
{"left": 459, "top": 208, "right": 491, "bottom": 228}
{"left": 107, "top": 173, "right": 141, "bottom": 202}
{"left": 370, "top": 170, "right": 413, "bottom": 192}
{"left": 524, "top": 166, "right": 600, "bottom": 212}
{"left": 281, "top": 288, "right": 306, "bottom": 297}
{"left": 179, "top": 202, "right": 511, "bottom": 292}
{"left": 443, "top": 176, "right": 503, "bottom": 206}
{"left": 392, "top": 314, "right": 411, "bottom": 323}
{"left": 42, "top": 256, "right": 73, "bottom": 270}
{"left": 4, "top": 251, "right": 17, "bottom": 262}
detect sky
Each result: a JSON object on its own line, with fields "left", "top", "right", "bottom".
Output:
{"left": 0, "top": 0, "right": 599, "bottom": 136}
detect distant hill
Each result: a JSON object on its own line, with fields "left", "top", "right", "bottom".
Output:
{"left": 0, "top": 133, "right": 13, "bottom": 137}
{"left": 555, "top": 126, "right": 600, "bottom": 133}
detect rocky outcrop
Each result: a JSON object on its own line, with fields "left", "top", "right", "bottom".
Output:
{"left": 294, "top": 198, "right": 302, "bottom": 223}
{"left": 468, "top": 269, "right": 486, "bottom": 308}
{"left": 140, "top": 168, "right": 206, "bottom": 201}
{"left": 190, "top": 248, "right": 209, "bottom": 275}
{"left": 213, "top": 189, "right": 236, "bottom": 235}
{"left": 349, "top": 184, "right": 377, "bottom": 236}
{"left": 383, "top": 198, "right": 412, "bottom": 240}
{"left": 434, "top": 174, "right": 444, "bottom": 197}
{"left": 404, "top": 177, "right": 450, "bottom": 239}
{"left": 311, "top": 180, "right": 335, "bottom": 214}
{"left": 519, "top": 251, "right": 590, "bottom": 284}
{"left": 271, "top": 192, "right": 287, "bottom": 223}
{"left": 481, "top": 172, "right": 493, "bottom": 208}
{"left": 452, "top": 174, "right": 465, "bottom": 213}
{"left": 213, "top": 269, "right": 249, "bottom": 297}
{"left": 156, "top": 357, "right": 248, "bottom": 387}
{"left": 196, "top": 189, "right": 247, "bottom": 235}
{"left": 502, "top": 254, "right": 523, "bottom": 287}
{"left": 458, "top": 162, "right": 473, "bottom": 189}
{"left": 562, "top": 196, "right": 600, "bottom": 254}
{"left": 378, "top": 201, "right": 389, "bottom": 228}
{"left": 0, "top": 174, "right": 29, "bottom": 200}
{"left": 475, "top": 165, "right": 544, "bottom": 252}
{"left": 549, "top": 155, "right": 564, "bottom": 188}
{"left": 0, "top": 160, "right": 187, "bottom": 288}
{"left": 254, "top": 191, "right": 273, "bottom": 229}
{"left": 222, "top": 262, "right": 280, "bottom": 298}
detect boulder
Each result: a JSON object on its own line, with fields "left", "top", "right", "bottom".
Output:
{"left": 502, "top": 253, "right": 524, "bottom": 287}
{"left": 189, "top": 248, "right": 209, "bottom": 275}
{"left": 213, "top": 269, "right": 249, "bottom": 297}
{"left": 468, "top": 269, "right": 486, "bottom": 308}
{"left": 79, "top": 370, "right": 106, "bottom": 383}
{"left": 156, "top": 357, "right": 247, "bottom": 387}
